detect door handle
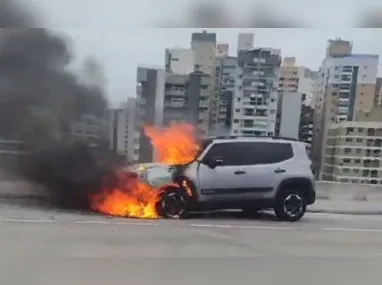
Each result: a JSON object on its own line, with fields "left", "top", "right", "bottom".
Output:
{"left": 274, "top": 168, "right": 286, "bottom": 173}
{"left": 234, "top": 170, "right": 246, "bottom": 175}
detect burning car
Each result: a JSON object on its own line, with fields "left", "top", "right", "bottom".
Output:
{"left": 90, "top": 162, "right": 192, "bottom": 219}
{"left": 91, "top": 123, "right": 315, "bottom": 222}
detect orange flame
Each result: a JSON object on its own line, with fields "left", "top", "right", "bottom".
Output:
{"left": 91, "top": 123, "right": 199, "bottom": 219}
{"left": 144, "top": 123, "right": 200, "bottom": 165}
{"left": 91, "top": 174, "right": 161, "bottom": 219}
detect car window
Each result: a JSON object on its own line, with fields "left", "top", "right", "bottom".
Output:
{"left": 202, "top": 142, "right": 245, "bottom": 166}
{"left": 248, "top": 142, "right": 293, "bottom": 164}
{"left": 203, "top": 141, "right": 293, "bottom": 166}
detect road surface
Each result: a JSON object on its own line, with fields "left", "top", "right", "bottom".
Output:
{"left": 1, "top": 198, "right": 382, "bottom": 284}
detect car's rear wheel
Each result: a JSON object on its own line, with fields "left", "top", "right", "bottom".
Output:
{"left": 274, "top": 189, "right": 307, "bottom": 222}
{"left": 156, "top": 186, "right": 190, "bottom": 219}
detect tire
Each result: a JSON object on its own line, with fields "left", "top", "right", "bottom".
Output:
{"left": 156, "top": 186, "right": 190, "bottom": 219}
{"left": 274, "top": 188, "right": 307, "bottom": 222}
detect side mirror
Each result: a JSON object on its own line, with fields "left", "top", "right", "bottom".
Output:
{"left": 207, "top": 157, "right": 223, "bottom": 169}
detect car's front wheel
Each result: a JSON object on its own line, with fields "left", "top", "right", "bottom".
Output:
{"left": 156, "top": 186, "right": 190, "bottom": 219}
{"left": 274, "top": 189, "right": 307, "bottom": 222}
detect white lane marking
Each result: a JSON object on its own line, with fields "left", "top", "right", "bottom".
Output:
{"left": 323, "top": 227, "right": 382, "bottom": 233}
{"left": 75, "top": 220, "right": 158, "bottom": 226}
{"left": 0, "top": 218, "right": 55, "bottom": 223}
{"left": 188, "top": 223, "right": 295, "bottom": 230}
{"left": 2, "top": 217, "right": 382, "bottom": 233}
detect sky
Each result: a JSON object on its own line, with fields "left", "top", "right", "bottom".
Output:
{"left": 22, "top": 0, "right": 382, "bottom": 105}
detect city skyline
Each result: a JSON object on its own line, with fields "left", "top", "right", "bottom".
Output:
{"left": 51, "top": 28, "right": 382, "bottom": 104}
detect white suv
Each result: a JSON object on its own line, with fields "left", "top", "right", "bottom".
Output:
{"left": 136, "top": 136, "right": 316, "bottom": 222}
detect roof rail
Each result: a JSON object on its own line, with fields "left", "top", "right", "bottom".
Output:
{"left": 209, "top": 135, "right": 310, "bottom": 143}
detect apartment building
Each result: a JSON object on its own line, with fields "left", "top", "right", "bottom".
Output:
{"left": 279, "top": 57, "right": 318, "bottom": 107}
{"left": 191, "top": 31, "right": 217, "bottom": 76}
{"left": 374, "top": 77, "right": 382, "bottom": 106}
{"left": 276, "top": 92, "right": 303, "bottom": 139}
{"left": 326, "top": 38, "right": 352, "bottom": 57}
{"left": 216, "top": 43, "right": 229, "bottom": 58}
{"left": 323, "top": 108, "right": 382, "bottom": 184}
{"left": 108, "top": 98, "right": 140, "bottom": 162}
{"left": 165, "top": 48, "right": 195, "bottom": 75}
{"left": 163, "top": 71, "right": 213, "bottom": 137}
{"left": 275, "top": 92, "right": 314, "bottom": 148}
{"left": 69, "top": 114, "right": 108, "bottom": 147}
{"left": 312, "top": 39, "right": 379, "bottom": 178}
{"left": 231, "top": 48, "right": 281, "bottom": 136}
{"left": 237, "top": 33, "right": 254, "bottom": 52}
{"left": 299, "top": 103, "right": 314, "bottom": 150}
{"left": 209, "top": 55, "right": 236, "bottom": 136}
{"left": 136, "top": 67, "right": 165, "bottom": 163}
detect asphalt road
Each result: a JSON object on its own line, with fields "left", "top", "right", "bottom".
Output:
{"left": 1, "top": 199, "right": 382, "bottom": 284}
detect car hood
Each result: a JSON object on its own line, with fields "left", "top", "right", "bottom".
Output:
{"left": 124, "top": 163, "right": 178, "bottom": 189}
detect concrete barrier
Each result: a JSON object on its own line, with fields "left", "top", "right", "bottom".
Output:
{"left": 316, "top": 181, "right": 382, "bottom": 202}
{"left": 0, "top": 180, "right": 47, "bottom": 199}
{"left": 1, "top": 178, "right": 382, "bottom": 203}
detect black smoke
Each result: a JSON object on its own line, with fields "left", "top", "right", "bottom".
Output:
{"left": 0, "top": 0, "right": 120, "bottom": 211}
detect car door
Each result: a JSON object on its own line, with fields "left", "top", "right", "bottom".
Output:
{"left": 238, "top": 142, "right": 294, "bottom": 198}
{"left": 197, "top": 142, "right": 243, "bottom": 201}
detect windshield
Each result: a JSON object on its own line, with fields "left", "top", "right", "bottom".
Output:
{"left": 144, "top": 165, "right": 175, "bottom": 188}
{"left": 192, "top": 138, "right": 213, "bottom": 161}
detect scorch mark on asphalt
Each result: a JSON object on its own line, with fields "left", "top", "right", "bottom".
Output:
{"left": 2, "top": 216, "right": 382, "bottom": 233}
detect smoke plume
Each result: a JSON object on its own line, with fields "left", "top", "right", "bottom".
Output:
{"left": 0, "top": 0, "right": 117, "bottom": 210}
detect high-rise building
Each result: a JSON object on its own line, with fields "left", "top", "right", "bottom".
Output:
{"left": 275, "top": 92, "right": 314, "bottom": 149}
{"left": 191, "top": 31, "right": 217, "bottom": 76}
{"left": 299, "top": 103, "right": 314, "bottom": 152}
{"left": 108, "top": 98, "right": 140, "bottom": 163}
{"left": 210, "top": 56, "right": 236, "bottom": 136}
{"left": 136, "top": 67, "right": 165, "bottom": 163}
{"left": 163, "top": 71, "right": 213, "bottom": 136}
{"left": 165, "top": 48, "right": 195, "bottom": 75}
{"left": 216, "top": 43, "right": 229, "bottom": 58}
{"left": 326, "top": 38, "right": 352, "bottom": 58}
{"left": 374, "top": 77, "right": 382, "bottom": 106}
{"left": 276, "top": 92, "right": 303, "bottom": 139}
{"left": 312, "top": 39, "right": 379, "bottom": 178}
{"left": 237, "top": 33, "right": 254, "bottom": 52}
{"left": 322, "top": 107, "right": 382, "bottom": 184}
{"left": 69, "top": 114, "right": 108, "bottom": 147}
{"left": 231, "top": 48, "right": 281, "bottom": 136}
{"left": 278, "top": 57, "right": 318, "bottom": 108}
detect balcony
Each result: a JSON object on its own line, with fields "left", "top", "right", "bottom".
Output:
{"left": 199, "top": 100, "right": 209, "bottom": 108}
{"left": 200, "top": 89, "right": 211, "bottom": 96}
{"left": 164, "top": 101, "right": 185, "bottom": 108}
{"left": 166, "top": 89, "right": 185, "bottom": 96}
